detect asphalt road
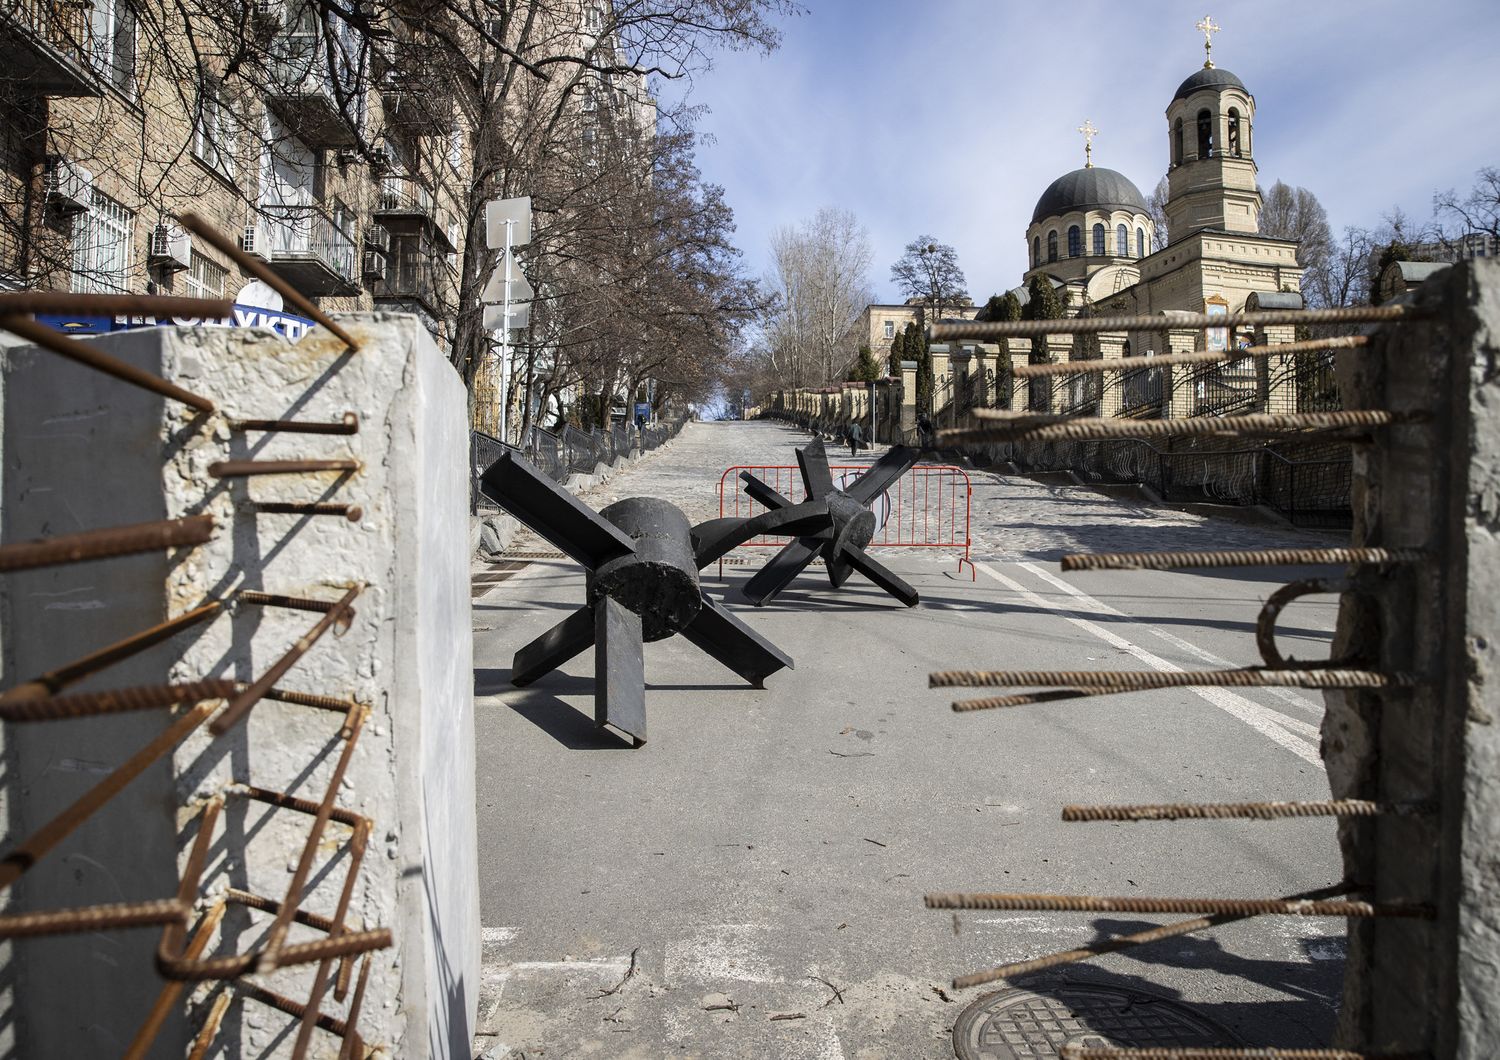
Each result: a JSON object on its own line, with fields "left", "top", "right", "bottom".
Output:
{"left": 470, "top": 420, "right": 1348, "bottom": 1060}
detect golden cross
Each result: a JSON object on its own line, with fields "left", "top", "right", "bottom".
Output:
{"left": 1077, "top": 119, "right": 1098, "bottom": 168}
{"left": 1197, "top": 14, "right": 1220, "bottom": 68}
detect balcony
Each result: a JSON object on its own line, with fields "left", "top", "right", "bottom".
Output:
{"left": 261, "top": 204, "right": 360, "bottom": 297}
{"left": 372, "top": 176, "right": 454, "bottom": 250}
{"left": 265, "top": 35, "right": 361, "bottom": 149}
{"left": 0, "top": 0, "right": 105, "bottom": 96}
{"left": 372, "top": 239, "right": 445, "bottom": 318}
{"left": 380, "top": 67, "right": 452, "bottom": 137}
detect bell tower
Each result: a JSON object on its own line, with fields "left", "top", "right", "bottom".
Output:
{"left": 1163, "top": 16, "right": 1262, "bottom": 241}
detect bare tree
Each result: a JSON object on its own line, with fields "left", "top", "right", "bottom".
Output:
{"left": 760, "top": 206, "right": 873, "bottom": 388}
{"left": 889, "top": 235, "right": 968, "bottom": 322}
{"left": 1149, "top": 176, "right": 1169, "bottom": 251}
{"left": 1433, "top": 166, "right": 1500, "bottom": 242}
{"left": 1259, "top": 180, "right": 1333, "bottom": 306}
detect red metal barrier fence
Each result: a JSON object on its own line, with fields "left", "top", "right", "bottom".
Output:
{"left": 717, "top": 463, "right": 974, "bottom": 578}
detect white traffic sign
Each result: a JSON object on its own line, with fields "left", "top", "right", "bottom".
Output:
{"left": 484, "top": 302, "right": 530, "bottom": 331}
{"left": 485, "top": 196, "right": 532, "bottom": 249}
{"left": 481, "top": 256, "right": 532, "bottom": 304}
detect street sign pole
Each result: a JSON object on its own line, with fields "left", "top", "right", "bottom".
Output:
{"left": 500, "top": 217, "right": 513, "bottom": 443}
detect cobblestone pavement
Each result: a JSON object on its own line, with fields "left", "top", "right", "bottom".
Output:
{"left": 570, "top": 418, "right": 1332, "bottom": 563}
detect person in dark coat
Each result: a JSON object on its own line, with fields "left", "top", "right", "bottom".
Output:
{"left": 847, "top": 420, "right": 864, "bottom": 456}
{"left": 916, "top": 412, "right": 933, "bottom": 450}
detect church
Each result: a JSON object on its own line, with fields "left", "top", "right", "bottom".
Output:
{"left": 995, "top": 18, "right": 1307, "bottom": 418}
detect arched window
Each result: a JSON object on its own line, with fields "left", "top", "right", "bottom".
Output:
{"left": 1116, "top": 224, "right": 1128, "bottom": 257}
{"left": 1122, "top": 339, "right": 1132, "bottom": 357}
{"left": 1227, "top": 107, "right": 1242, "bottom": 157}
{"left": 1067, "top": 225, "right": 1081, "bottom": 258}
{"left": 1032, "top": 235, "right": 1040, "bottom": 266}
{"left": 1196, "top": 108, "right": 1213, "bottom": 159}
{"left": 1172, "top": 117, "right": 1183, "bottom": 166}
{"left": 1092, "top": 223, "right": 1105, "bottom": 256}
{"left": 1137, "top": 226, "right": 1147, "bottom": 257}
{"left": 1047, "top": 230, "right": 1058, "bottom": 262}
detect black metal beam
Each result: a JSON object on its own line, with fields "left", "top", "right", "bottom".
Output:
{"left": 741, "top": 538, "right": 822, "bottom": 606}
{"left": 594, "top": 597, "right": 646, "bottom": 745}
{"left": 846, "top": 445, "right": 919, "bottom": 506}
{"left": 511, "top": 605, "right": 598, "bottom": 687}
{"left": 479, "top": 452, "right": 636, "bottom": 570}
{"left": 796, "top": 436, "right": 835, "bottom": 500}
{"left": 680, "top": 592, "right": 793, "bottom": 687}
{"left": 690, "top": 501, "right": 832, "bottom": 569}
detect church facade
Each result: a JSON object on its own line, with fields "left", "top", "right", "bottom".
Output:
{"left": 995, "top": 40, "right": 1308, "bottom": 419}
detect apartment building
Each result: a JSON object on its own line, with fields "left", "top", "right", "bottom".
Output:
{"left": 0, "top": 0, "right": 469, "bottom": 350}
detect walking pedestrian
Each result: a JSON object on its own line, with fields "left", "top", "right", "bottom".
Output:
{"left": 916, "top": 412, "right": 933, "bottom": 451}
{"left": 847, "top": 420, "right": 864, "bottom": 456}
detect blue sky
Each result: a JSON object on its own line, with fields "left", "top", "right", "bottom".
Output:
{"left": 661, "top": 0, "right": 1499, "bottom": 303}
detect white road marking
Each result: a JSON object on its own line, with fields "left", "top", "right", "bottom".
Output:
{"left": 973, "top": 561, "right": 1323, "bottom": 767}
{"left": 482, "top": 926, "right": 519, "bottom": 946}
{"left": 1021, "top": 560, "right": 1328, "bottom": 718}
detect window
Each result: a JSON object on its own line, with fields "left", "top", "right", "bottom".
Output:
{"left": 1046, "top": 230, "right": 1057, "bottom": 262}
{"left": 1196, "top": 108, "right": 1213, "bottom": 159}
{"left": 1137, "top": 226, "right": 1147, "bottom": 258}
{"left": 447, "top": 127, "right": 464, "bottom": 173}
{"left": 1227, "top": 107, "right": 1242, "bottom": 157}
{"left": 1121, "top": 339, "right": 1132, "bottom": 357}
{"left": 1172, "top": 117, "right": 1183, "bottom": 166}
{"left": 1116, "top": 223, "right": 1128, "bottom": 257}
{"left": 90, "top": 0, "right": 137, "bottom": 97}
{"left": 184, "top": 251, "right": 227, "bottom": 299}
{"left": 1092, "top": 223, "right": 1105, "bottom": 257}
{"left": 1067, "top": 225, "right": 1081, "bottom": 258}
{"left": 71, "top": 189, "right": 134, "bottom": 293}
{"left": 883, "top": 319, "right": 894, "bottom": 339}
{"left": 1032, "top": 235, "right": 1040, "bottom": 266}
{"left": 192, "top": 74, "right": 238, "bottom": 180}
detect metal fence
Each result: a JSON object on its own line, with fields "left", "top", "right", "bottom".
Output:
{"left": 472, "top": 417, "right": 688, "bottom": 507}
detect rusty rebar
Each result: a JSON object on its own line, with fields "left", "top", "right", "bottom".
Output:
{"left": 951, "top": 882, "right": 1357, "bottom": 988}
{"left": 934, "top": 668, "right": 1418, "bottom": 714}
{"left": 154, "top": 797, "right": 224, "bottom": 977}
{"left": 292, "top": 818, "right": 372, "bottom": 1056}
{"left": 0, "top": 679, "right": 237, "bottom": 723}
{"left": 925, "top": 893, "right": 1433, "bottom": 918}
{"left": 1061, "top": 800, "right": 1431, "bottom": 822}
{"left": 160, "top": 927, "right": 392, "bottom": 981}
{"left": 337, "top": 957, "right": 373, "bottom": 1060}
{"left": 0, "top": 291, "right": 235, "bottom": 318}
{"left": 940, "top": 409, "right": 1415, "bottom": 447}
{"left": 209, "top": 458, "right": 359, "bottom": 477}
{"left": 252, "top": 502, "right": 364, "bottom": 522}
{"left": 232, "top": 412, "right": 360, "bottom": 435}
{"left": 0, "top": 514, "right": 215, "bottom": 572}
{"left": 1060, "top": 546, "right": 1426, "bottom": 573}
{"left": 225, "top": 888, "right": 337, "bottom": 932}
{"left": 0, "top": 702, "right": 217, "bottom": 888}
{"left": 1059, "top": 1049, "right": 1426, "bottom": 1060}
{"left": 0, "top": 898, "right": 186, "bottom": 938}
{"left": 187, "top": 991, "right": 231, "bottom": 1060}
{"left": 237, "top": 590, "right": 357, "bottom": 632}
{"left": 259, "top": 705, "right": 368, "bottom": 971}
{"left": 235, "top": 982, "right": 350, "bottom": 1038}
{"left": 0, "top": 313, "right": 216, "bottom": 412}
{"left": 232, "top": 783, "right": 364, "bottom": 828}
{"left": 0, "top": 601, "right": 224, "bottom": 703}
{"left": 1012, "top": 335, "right": 1371, "bottom": 378}
{"left": 259, "top": 686, "right": 361, "bottom": 713}
{"left": 126, "top": 900, "right": 226, "bottom": 1060}
{"left": 1258, "top": 579, "right": 1348, "bottom": 670}
{"left": 211, "top": 585, "right": 360, "bottom": 735}
{"left": 930, "top": 303, "right": 1425, "bottom": 341}
{"left": 181, "top": 212, "right": 360, "bottom": 351}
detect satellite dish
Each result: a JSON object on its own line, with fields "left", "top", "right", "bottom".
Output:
{"left": 236, "top": 280, "right": 283, "bottom": 312}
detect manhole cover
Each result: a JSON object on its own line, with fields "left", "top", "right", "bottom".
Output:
{"left": 952, "top": 984, "right": 1238, "bottom": 1060}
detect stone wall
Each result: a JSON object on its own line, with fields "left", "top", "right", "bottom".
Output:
{"left": 0, "top": 314, "right": 477, "bottom": 1057}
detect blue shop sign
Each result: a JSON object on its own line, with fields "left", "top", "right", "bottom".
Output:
{"left": 36, "top": 304, "right": 318, "bottom": 341}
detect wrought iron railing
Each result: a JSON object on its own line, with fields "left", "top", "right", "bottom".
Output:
{"left": 260, "top": 204, "right": 358, "bottom": 286}
{"left": 471, "top": 429, "right": 522, "bottom": 513}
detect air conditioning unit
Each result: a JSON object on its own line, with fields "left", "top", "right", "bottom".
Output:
{"left": 148, "top": 224, "right": 192, "bottom": 271}
{"left": 239, "top": 223, "right": 270, "bottom": 259}
{"left": 44, "top": 157, "right": 93, "bottom": 214}
{"left": 369, "top": 144, "right": 396, "bottom": 173}
{"left": 363, "top": 224, "right": 390, "bottom": 253}
{"left": 362, "top": 249, "right": 387, "bottom": 281}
